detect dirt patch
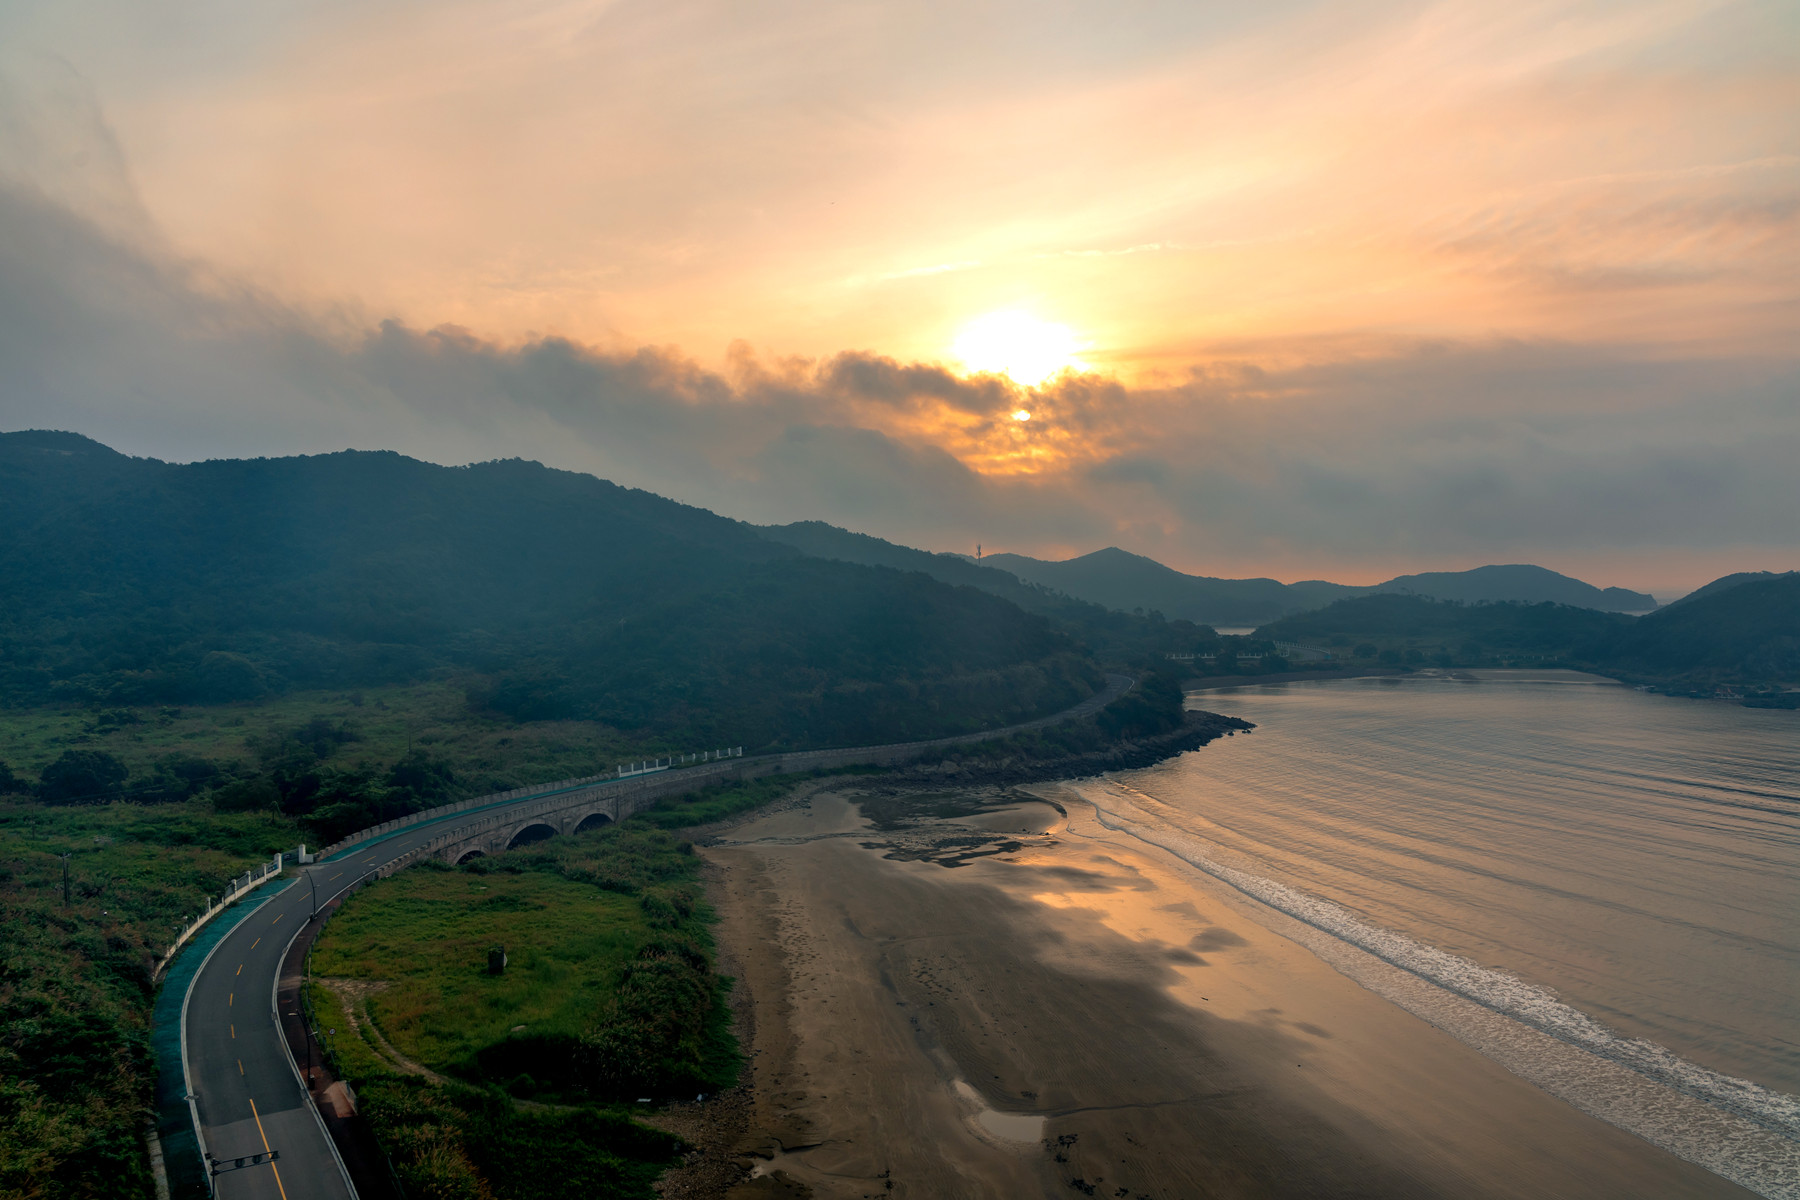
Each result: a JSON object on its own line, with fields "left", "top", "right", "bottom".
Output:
{"left": 316, "top": 977, "right": 446, "bottom": 1084}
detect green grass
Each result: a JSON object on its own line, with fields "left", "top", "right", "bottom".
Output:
{"left": 635, "top": 766, "right": 879, "bottom": 829}
{"left": 310, "top": 867, "right": 654, "bottom": 1076}
{"left": 0, "top": 683, "right": 661, "bottom": 797}
{"left": 0, "top": 798, "right": 302, "bottom": 1200}
{"left": 0, "top": 713, "right": 824, "bottom": 1199}
{"left": 301, "top": 789, "right": 806, "bottom": 1200}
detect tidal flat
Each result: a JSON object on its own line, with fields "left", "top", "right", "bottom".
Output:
{"left": 679, "top": 784, "right": 1749, "bottom": 1200}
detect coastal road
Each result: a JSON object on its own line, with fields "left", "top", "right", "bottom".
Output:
{"left": 183, "top": 846, "right": 390, "bottom": 1199}
{"left": 180, "top": 673, "right": 1136, "bottom": 1198}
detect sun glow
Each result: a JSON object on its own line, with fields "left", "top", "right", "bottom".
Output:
{"left": 952, "top": 312, "right": 1084, "bottom": 385}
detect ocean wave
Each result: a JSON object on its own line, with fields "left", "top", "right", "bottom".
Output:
{"left": 1083, "top": 779, "right": 1800, "bottom": 1145}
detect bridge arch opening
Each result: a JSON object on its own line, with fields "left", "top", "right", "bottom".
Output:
{"left": 574, "top": 812, "right": 613, "bottom": 833}
{"left": 455, "top": 849, "right": 486, "bottom": 865}
{"left": 507, "top": 822, "right": 557, "bottom": 850}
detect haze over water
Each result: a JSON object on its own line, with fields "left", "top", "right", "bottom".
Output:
{"left": 1096, "top": 673, "right": 1800, "bottom": 1098}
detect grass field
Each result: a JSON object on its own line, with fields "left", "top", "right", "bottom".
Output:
{"left": 299, "top": 777, "right": 810, "bottom": 1200}
{"left": 0, "top": 689, "right": 712, "bottom": 1200}
{"left": 0, "top": 798, "right": 302, "bottom": 1199}
{"left": 0, "top": 683, "right": 663, "bottom": 795}
{"left": 310, "top": 866, "right": 656, "bottom": 1076}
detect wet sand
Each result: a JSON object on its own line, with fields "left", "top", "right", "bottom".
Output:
{"left": 695, "top": 785, "right": 1752, "bottom": 1200}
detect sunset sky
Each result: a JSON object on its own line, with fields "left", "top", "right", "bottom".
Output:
{"left": 2, "top": 0, "right": 1795, "bottom": 597}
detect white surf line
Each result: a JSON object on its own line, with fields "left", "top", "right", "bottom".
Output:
{"left": 1051, "top": 779, "right": 1800, "bottom": 1200}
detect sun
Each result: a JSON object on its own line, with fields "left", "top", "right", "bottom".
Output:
{"left": 951, "top": 311, "right": 1083, "bottom": 385}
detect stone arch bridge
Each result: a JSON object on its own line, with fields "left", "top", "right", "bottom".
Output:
{"left": 315, "top": 672, "right": 1133, "bottom": 881}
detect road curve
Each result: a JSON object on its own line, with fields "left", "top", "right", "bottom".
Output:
{"left": 179, "top": 673, "right": 1134, "bottom": 1197}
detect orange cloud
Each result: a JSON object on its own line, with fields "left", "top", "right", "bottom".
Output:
{"left": 9, "top": 0, "right": 1786, "bottom": 379}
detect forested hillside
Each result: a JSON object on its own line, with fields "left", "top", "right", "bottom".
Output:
{"left": 0, "top": 431, "right": 1097, "bottom": 749}
{"left": 756, "top": 520, "right": 1217, "bottom": 662}
{"left": 1257, "top": 578, "right": 1800, "bottom": 693}
{"left": 983, "top": 547, "right": 1356, "bottom": 626}
{"left": 1606, "top": 574, "right": 1800, "bottom": 682}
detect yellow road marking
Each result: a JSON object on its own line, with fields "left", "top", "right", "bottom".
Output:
{"left": 329, "top": 872, "right": 342, "bottom": 881}
{"left": 271, "top": 913, "right": 283, "bottom": 924}
{"left": 229, "top": 993, "right": 233, "bottom": 1006}
{"left": 231, "top": 1024, "right": 235, "bottom": 1039}
{"left": 237, "top": 1059, "right": 244, "bottom": 1075}
{"left": 249, "top": 1097, "right": 289, "bottom": 1200}
{"left": 251, "top": 937, "right": 261, "bottom": 949}
{"left": 236, "top": 963, "right": 242, "bottom": 976}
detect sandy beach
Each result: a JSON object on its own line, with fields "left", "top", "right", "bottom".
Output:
{"left": 673, "top": 781, "right": 1753, "bottom": 1200}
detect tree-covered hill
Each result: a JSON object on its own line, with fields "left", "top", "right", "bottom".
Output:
{"left": 1257, "top": 577, "right": 1799, "bottom": 689}
{"left": 755, "top": 520, "right": 1218, "bottom": 662}
{"left": 1372, "top": 564, "right": 1656, "bottom": 612}
{"left": 0, "top": 431, "right": 1097, "bottom": 748}
{"left": 1257, "top": 594, "right": 1632, "bottom": 665}
{"left": 983, "top": 546, "right": 1357, "bottom": 626}
{"left": 1605, "top": 574, "right": 1800, "bottom": 682}
{"left": 982, "top": 548, "right": 1656, "bottom": 625}
{"left": 1662, "top": 570, "right": 1796, "bottom": 609}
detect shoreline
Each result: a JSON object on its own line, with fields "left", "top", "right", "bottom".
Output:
{"left": 675, "top": 779, "right": 1752, "bottom": 1199}
{"left": 1183, "top": 667, "right": 1407, "bottom": 690}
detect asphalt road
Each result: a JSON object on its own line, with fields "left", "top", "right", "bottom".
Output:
{"left": 180, "top": 674, "right": 1136, "bottom": 1198}
{"left": 184, "top": 800, "right": 563, "bottom": 1198}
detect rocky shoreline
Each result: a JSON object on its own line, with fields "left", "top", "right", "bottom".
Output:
{"left": 887, "top": 708, "right": 1255, "bottom": 789}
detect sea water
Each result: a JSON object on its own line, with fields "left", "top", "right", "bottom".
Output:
{"left": 1066, "top": 671, "right": 1800, "bottom": 1194}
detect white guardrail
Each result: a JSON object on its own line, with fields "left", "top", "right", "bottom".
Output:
{"left": 151, "top": 854, "right": 286, "bottom": 985}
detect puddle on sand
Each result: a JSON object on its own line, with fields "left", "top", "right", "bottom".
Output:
{"left": 953, "top": 1081, "right": 1046, "bottom": 1142}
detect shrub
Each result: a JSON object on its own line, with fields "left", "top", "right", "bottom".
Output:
{"left": 34, "top": 750, "right": 130, "bottom": 805}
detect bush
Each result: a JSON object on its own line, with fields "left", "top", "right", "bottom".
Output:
{"left": 197, "top": 651, "right": 270, "bottom": 703}
{"left": 211, "top": 776, "right": 280, "bottom": 814}
{"left": 1096, "top": 672, "right": 1185, "bottom": 740}
{"left": 0, "top": 760, "right": 28, "bottom": 795}
{"left": 34, "top": 750, "right": 129, "bottom": 805}
{"left": 578, "top": 939, "right": 718, "bottom": 1098}
{"left": 129, "top": 754, "right": 220, "bottom": 804}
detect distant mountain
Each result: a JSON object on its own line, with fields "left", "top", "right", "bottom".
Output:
{"left": 753, "top": 522, "right": 1216, "bottom": 662}
{"left": 981, "top": 548, "right": 1358, "bottom": 626}
{"left": 757, "top": 520, "right": 1035, "bottom": 598}
{"left": 1258, "top": 594, "right": 1631, "bottom": 663}
{"left": 1664, "top": 571, "right": 1797, "bottom": 609}
{"left": 0, "top": 431, "right": 1098, "bottom": 748}
{"left": 976, "top": 548, "right": 1651, "bottom": 625}
{"left": 1257, "top": 573, "right": 1799, "bottom": 687}
{"left": 1373, "top": 565, "right": 1656, "bottom": 612}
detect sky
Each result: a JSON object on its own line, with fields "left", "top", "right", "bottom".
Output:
{"left": 1, "top": 0, "right": 1796, "bottom": 598}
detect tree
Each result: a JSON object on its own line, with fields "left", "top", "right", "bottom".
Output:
{"left": 0, "top": 760, "right": 28, "bottom": 794}
{"left": 132, "top": 753, "right": 221, "bottom": 803}
{"left": 197, "top": 651, "right": 269, "bottom": 703}
{"left": 386, "top": 751, "right": 456, "bottom": 807}
{"left": 1098, "top": 672, "right": 1186, "bottom": 740}
{"left": 35, "top": 750, "right": 130, "bottom": 804}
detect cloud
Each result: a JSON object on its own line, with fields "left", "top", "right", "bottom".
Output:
{"left": 7, "top": 0, "right": 1796, "bottom": 372}
{"left": 3, "top": 173, "right": 1796, "bottom": 595}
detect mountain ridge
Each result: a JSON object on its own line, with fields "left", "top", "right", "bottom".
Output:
{"left": 0, "top": 431, "right": 1100, "bottom": 749}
